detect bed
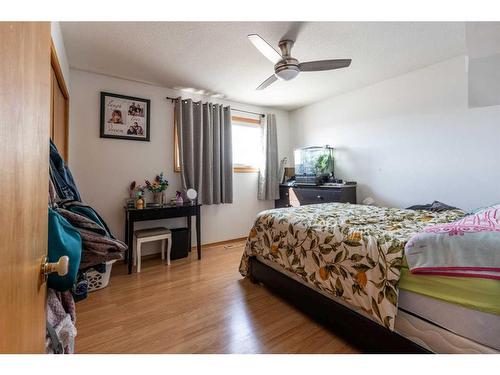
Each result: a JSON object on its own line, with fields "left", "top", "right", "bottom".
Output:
{"left": 239, "top": 202, "right": 500, "bottom": 353}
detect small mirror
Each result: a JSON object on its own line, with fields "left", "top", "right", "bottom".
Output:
{"left": 186, "top": 188, "right": 198, "bottom": 201}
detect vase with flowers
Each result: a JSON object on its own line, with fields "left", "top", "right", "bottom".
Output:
{"left": 145, "top": 173, "right": 169, "bottom": 205}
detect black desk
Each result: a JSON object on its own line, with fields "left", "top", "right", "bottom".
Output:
{"left": 124, "top": 203, "right": 202, "bottom": 274}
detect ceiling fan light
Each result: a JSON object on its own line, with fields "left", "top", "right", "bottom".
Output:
{"left": 275, "top": 66, "right": 300, "bottom": 81}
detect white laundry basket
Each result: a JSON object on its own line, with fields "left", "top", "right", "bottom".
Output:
{"left": 85, "top": 260, "right": 116, "bottom": 292}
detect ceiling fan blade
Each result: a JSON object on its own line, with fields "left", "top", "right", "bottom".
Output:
{"left": 248, "top": 34, "right": 282, "bottom": 64}
{"left": 256, "top": 74, "right": 278, "bottom": 90}
{"left": 299, "top": 59, "right": 352, "bottom": 72}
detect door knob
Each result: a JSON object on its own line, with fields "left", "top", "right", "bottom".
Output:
{"left": 41, "top": 256, "right": 69, "bottom": 278}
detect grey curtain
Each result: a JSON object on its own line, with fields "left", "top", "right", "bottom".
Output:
{"left": 175, "top": 98, "right": 233, "bottom": 204}
{"left": 258, "top": 114, "right": 280, "bottom": 201}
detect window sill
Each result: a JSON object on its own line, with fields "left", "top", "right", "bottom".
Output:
{"left": 234, "top": 167, "right": 259, "bottom": 173}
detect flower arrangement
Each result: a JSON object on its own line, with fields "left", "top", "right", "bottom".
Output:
{"left": 145, "top": 173, "right": 169, "bottom": 193}
{"left": 128, "top": 174, "right": 168, "bottom": 206}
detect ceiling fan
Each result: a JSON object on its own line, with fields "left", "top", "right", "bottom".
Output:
{"left": 248, "top": 34, "right": 352, "bottom": 90}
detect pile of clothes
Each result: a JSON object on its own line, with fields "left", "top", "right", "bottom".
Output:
{"left": 54, "top": 200, "right": 126, "bottom": 269}
{"left": 46, "top": 289, "right": 76, "bottom": 354}
{"left": 46, "top": 140, "right": 127, "bottom": 353}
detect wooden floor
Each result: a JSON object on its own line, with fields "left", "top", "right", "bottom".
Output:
{"left": 75, "top": 240, "right": 359, "bottom": 353}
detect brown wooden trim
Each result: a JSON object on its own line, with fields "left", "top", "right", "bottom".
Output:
{"left": 50, "top": 41, "right": 69, "bottom": 99}
{"left": 231, "top": 115, "right": 261, "bottom": 125}
{"left": 50, "top": 39, "right": 70, "bottom": 162}
{"left": 234, "top": 166, "right": 259, "bottom": 173}
{"left": 50, "top": 70, "right": 55, "bottom": 140}
{"left": 173, "top": 108, "right": 181, "bottom": 173}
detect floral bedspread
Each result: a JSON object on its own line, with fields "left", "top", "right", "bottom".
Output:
{"left": 239, "top": 203, "right": 464, "bottom": 330}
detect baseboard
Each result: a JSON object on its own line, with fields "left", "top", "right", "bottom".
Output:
{"left": 191, "top": 236, "right": 247, "bottom": 251}
{"left": 138, "top": 236, "right": 248, "bottom": 259}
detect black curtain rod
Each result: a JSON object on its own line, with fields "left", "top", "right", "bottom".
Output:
{"left": 232, "top": 108, "right": 266, "bottom": 118}
{"left": 166, "top": 96, "right": 265, "bottom": 118}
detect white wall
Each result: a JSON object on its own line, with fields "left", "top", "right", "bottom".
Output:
{"left": 69, "top": 69, "right": 290, "bottom": 254}
{"left": 466, "top": 24, "right": 500, "bottom": 108}
{"left": 50, "top": 22, "right": 71, "bottom": 91}
{"left": 290, "top": 56, "right": 500, "bottom": 211}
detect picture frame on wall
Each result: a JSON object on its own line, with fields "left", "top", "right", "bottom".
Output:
{"left": 100, "top": 91, "right": 151, "bottom": 141}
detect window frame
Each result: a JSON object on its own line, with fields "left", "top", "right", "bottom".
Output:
{"left": 231, "top": 115, "right": 262, "bottom": 173}
{"left": 173, "top": 112, "right": 262, "bottom": 173}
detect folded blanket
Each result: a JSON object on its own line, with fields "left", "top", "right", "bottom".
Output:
{"left": 62, "top": 200, "right": 114, "bottom": 238}
{"left": 55, "top": 203, "right": 127, "bottom": 269}
{"left": 77, "top": 229, "right": 126, "bottom": 268}
{"left": 405, "top": 204, "right": 500, "bottom": 279}
{"left": 406, "top": 200, "right": 459, "bottom": 212}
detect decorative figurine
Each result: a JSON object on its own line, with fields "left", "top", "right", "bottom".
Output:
{"left": 128, "top": 181, "right": 145, "bottom": 207}
{"left": 175, "top": 191, "right": 184, "bottom": 205}
{"left": 135, "top": 192, "right": 145, "bottom": 209}
{"left": 129, "top": 181, "right": 137, "bottom": 199}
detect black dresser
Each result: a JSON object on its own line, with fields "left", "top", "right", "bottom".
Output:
{"left": 275, "top": 183, "right": 357, "bottom": 208}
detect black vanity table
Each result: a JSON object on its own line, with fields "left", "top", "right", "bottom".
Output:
{"left": 124, "top": 202, "right": 202, "bottom": 274}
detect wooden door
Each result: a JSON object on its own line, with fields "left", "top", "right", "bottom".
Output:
{"left": 50, "top": 44, "right": 69, "bottom": 162}
{"left": 0, "top": 22, "right": 51, "bottom": 353}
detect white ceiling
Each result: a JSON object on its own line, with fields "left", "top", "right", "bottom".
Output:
{"left": 61, "top": 22, "right": 467, "bottom": 111}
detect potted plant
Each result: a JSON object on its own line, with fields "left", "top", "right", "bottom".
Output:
{"left": 145, "top": 173, "right": 169, "bottom": 205}
{"left": 315, "top": 153, "right": 332, "bottom": 174}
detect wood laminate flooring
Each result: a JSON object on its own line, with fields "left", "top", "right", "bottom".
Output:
{"left": 75, "top": 240, "right": 359, "bottom": 353}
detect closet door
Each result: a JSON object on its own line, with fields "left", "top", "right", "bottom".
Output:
{"left": 0, "top": 22, "right": 51, "bottom": 353}
{"left": 50, "top": 45, "right": 69, "bottom": 161}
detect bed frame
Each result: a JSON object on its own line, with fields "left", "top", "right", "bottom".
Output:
{"left": 248, "top": 256, "right": 430, "bottom": 353}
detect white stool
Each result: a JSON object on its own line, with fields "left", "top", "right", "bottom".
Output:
{"left": 133, "top": 227, "right": 172, "bottom": 273}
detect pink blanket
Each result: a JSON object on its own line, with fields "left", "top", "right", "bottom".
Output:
{"left": 405, "top": 205, "right": 500, "bottom": 280}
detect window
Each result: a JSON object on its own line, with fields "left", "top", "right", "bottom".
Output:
{"left": 173, "top": 112, "right": 263, "bottom": 173}
{"left": 231, "top": 115, "right": 262, "bottom": 173}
